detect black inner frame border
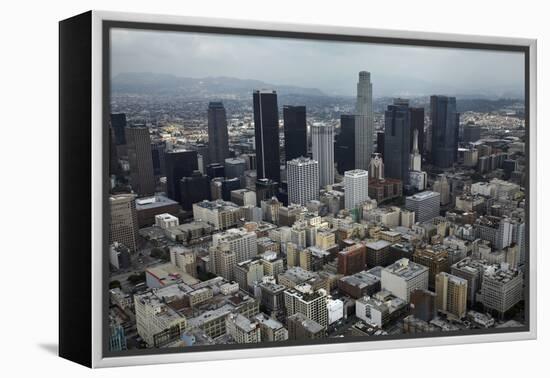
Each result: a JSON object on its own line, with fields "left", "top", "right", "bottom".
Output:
{"left": 102, "top": 19, "right": 531, "bottom": 359}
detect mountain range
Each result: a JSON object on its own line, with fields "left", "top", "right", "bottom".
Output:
{"left": 111, "top": 72, "right": 326, "bottom": 98}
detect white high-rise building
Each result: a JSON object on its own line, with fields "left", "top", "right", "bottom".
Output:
{"left": 410, "top": 129, "right": 422, "bottom": 171}
{"left": 344, "top": 169, "right": 369, "bottom": 210}
{"left": 409, "top": 128, "right": 427, "bottom": 191}
{"left": 355, "top": 71, "right": 374, "bottom": 170}
{"left": 287, "top": 157, "right": 320, "bottom": 206}
{"left": 311, "top": 124, "right": 335, "bottom": 188}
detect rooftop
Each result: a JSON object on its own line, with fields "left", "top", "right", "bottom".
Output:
{"left": 136, "top": 195, "right": 179, "bottom": 209}
{"left": 406, "top": 191, "right": 440, "bottom": 201}
{"left": 365, "top": 240, "right": 392, "bottom": 250}
{"left": 383, "top": 258, "right": 428, "bottom": 280}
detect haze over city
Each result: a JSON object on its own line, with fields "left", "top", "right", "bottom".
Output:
{"left": 111, "top": 28, "right": 525, "bottom": 98}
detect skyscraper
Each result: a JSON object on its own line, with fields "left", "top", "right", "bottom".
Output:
{"left": 430, "top": 95, "right": 459, "bottom": 168}
{"left": 165, "top": 150, "right": 198, "bottom": 203}
{"left": 384, "top": 100, "right": 411, "bottom": 184}
{"left": 410, "top": 107, "right": 425, "bottom": 156}
{"left": 287, "top": 157, "right": 319, "bottom": 206}
{"left": 207, "top": 102, "right": 230, "bottom": 165}
{"left": 151, "top": 140, "right": 166, "bottom": 177}
{"left": 283, "top": 105, "right": 307, "bottom": 161}
{"left": 410, "top": 129, "right": 422, "bottom": 172}
{"left": 180, "top": 171, "right": 210, "bottom": 211}
{"left": 311, "top": 124, "right": 334, "bottom": 188}
{"left": 335, "top": 114, "right": 355, "bottom": 174}
{"left": 355, "top": 71, "right": 374, "bottom": 170}
{"left": 109, "top": 194, "right": 139, "bottom": 252}
{"left": 253, "top": 90, "right": 281, "bottom": 183}
{"left": 409, "top": 128, "right": 427, "bottom": 191}
{"left": 110, "top": 113, "right": 127, "bottom": 146}
{"left": 344, "top": 169, "right": 369, "bottom": 210}
{"left": 126, "top": 126, "right": 156, "bottom": 197}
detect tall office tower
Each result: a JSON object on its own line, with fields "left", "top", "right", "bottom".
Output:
{"left": 344, "top": 169, "right": 369, "bottom": 210}
{"left": 381, "top": 258, "right": 429, "bottom": 301}
{"left": 405, "top": 191, "right": 441, "bottom": 223}
{"left": 354, "top": 71, "right": 374, "bottom": 170}
{"left": 369, "top": 153, "right": 384, "bottom": 180}
{"left": 207, "top": 102, "right": 230, "bottom": 165}
{"left": 384, "top": 101, "right": 411, "bottom": 183}
{"left": 109, "top": 127, "right": 119, "bottom": 175}
{"left": 180, "top": 171, "right": 210, "bottom": 211}
{"left": 287, "top": 157, "right": 319, "bottom": 206}
{"left": 430, "top": 95, "right": 459, "bottom": 168}
{"left": 376, "top": 131, "right": 385, "bottom": 157}
{"left": 253, "top": 90, "right": 281, "bottom": 183}
{"left": 335, "top": 114, "right": 355, "bottom": 174}
{"left": 410, "top": 129, "right": 422, "bottom": 172}
{"left": 435, "top": 272, "right": 468, "bottom": 319}
{"left": 165, "top": 150, "right": 198, "bottom": 203}
{"left": 463, "top": 122, "right": 481, "bottom": 143}
{"left": 433, "top": 174, "right": 450, "bottom": 205}
{"left": 410, "top": 107, "right": 425, "bottom": 156}
{"left": 110, "top": 113, "right": 127, "bottom": 146}
{"left": 283, "top": 105, "right": 307, "bottom": 161}
{"left": 109, "top": 194, "right": 138, "bottom": 252}
{"left": 284, "top": 284, "right": 329, "bottom": 329}
{"left": 151, "top": 140, "right": 166, "bottom": 177}
{"left": 225, "top": 157, "right": 246, "bottom": 179}
{"left": 311, "top": 124, "right": 335, "bottom": 188}
{"left": 126, "top": 126, "right": 156, "bottom": 197}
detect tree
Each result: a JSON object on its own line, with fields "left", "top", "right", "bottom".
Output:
{"left": 128, "top": 272, "right": 146, "bottom": 285}
{"left": 109, "top": 280, "right": 121, "bottom": 289}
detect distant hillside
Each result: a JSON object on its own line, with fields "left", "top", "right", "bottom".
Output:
{"left": 111, "top": 72, "right": 326, "bottom": 98}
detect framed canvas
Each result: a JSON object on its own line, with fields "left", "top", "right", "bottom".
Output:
{"left": 59, "top": 10, "right": 537, "bottom": 368}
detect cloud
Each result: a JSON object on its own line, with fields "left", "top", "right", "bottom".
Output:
{"left": 110, "top": 27, "right": 524, "bottom": 97}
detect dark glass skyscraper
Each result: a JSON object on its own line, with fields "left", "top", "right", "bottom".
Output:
{"left": 283, "top": 105, "right": 307, "bottom": 161}
{"left": 335, "top": 114, "right": 355, "bottom": 174}
{"left": 430, "top": 95, "right": 459, "bottom": 168}
{"left": 376, "top": 131, "right": 385, "bottom": 157}
{"left": 126, "top": 126, "right": 156, "bottom": 197}
{"left": 151, "top": 140, "right": 166, "bottom": 177}
{"left": 253, "top": 90, "right": 280, "bottom": 183}
{"left": 410, "top": 107, "right": 425, "bottom": 156}
{"left": 384, "top": 101, "right": 411, "bottom": 184}
{"left": 207, "top": 102, "right": 230, "bottom": 165}
{"left": 180, "top": 171, "right": 210, "bottom": 210}
{"left": 110, "top": 113, "right": 127, "bottom": 146}
{"left": 165, "top": 150, "right": 198, "bottom": 203}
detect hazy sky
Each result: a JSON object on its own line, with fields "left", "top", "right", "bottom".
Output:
{"left": 110, "top": 28, "right": 525, "bottom": 98}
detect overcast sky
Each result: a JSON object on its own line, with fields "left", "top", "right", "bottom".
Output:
{"left": 110, "top": 28, "right": 525, "bottom": 98}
